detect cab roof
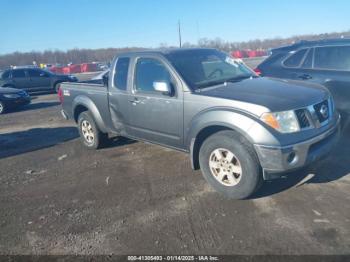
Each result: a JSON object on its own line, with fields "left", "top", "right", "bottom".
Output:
{"left": 272, "top": 38, "right": 350, "bottom": 53}
{"left": 115, "top": 48, "right": 218, "bottom": 57}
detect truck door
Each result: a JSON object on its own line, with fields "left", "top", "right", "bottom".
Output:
{"left": 127, "top": 56, "right": 184, "bottom": 148}
{"left": 108, "top": 57, "right": 133, "bottom": 134}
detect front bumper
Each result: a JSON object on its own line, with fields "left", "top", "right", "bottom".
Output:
{"left": 254, "top": 115, "right": 341, "bottom": 179}
{"left": 5, "top": 96, "right": 31, "bottom": 107}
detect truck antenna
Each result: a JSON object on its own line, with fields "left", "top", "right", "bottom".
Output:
{"left": 178, "top": 20, "right": 182, "bottom": 48}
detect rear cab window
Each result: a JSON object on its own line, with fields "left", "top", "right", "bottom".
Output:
{"left": 314, "top": 45, "right": 350, "bottom": 71}
{"left": 283, "top": 49, "right": 308, "bottom": 68}
{"left": 113, "top": 57, "right": 130, "bottom": 90}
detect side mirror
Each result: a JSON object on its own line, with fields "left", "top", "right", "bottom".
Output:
{"left": 102, "top": 74, "right": 109, "bottom": 86}
{"left": 153, "top": 81, "right": 171, "bottom": 95}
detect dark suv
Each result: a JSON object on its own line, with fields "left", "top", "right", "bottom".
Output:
{"left": 0, "top": 67, "right": 78, "bottom": 93}
{"left": 256, "top": 39, "right": 350, "bottom": 118}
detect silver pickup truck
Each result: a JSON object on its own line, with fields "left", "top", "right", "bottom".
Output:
{"left": 59, "top": 48, "right": 340, "bottom": 199}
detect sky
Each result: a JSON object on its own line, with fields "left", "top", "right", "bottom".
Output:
{"left": 0, "top": 0, "right": 349, "bottom": 54}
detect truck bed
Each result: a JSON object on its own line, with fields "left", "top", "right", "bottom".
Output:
{"left": 60, "top": 82, "right": 109, "bottom": 124}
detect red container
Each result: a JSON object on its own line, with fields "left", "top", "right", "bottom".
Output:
{"left": 241, "top": 50, "right": 249, "bottom": 58}
{"left": 81, "top": 63, "right": 98, "bottom": 73}
{"left": 232, "top": 50, "right": 243, "bottom": 58}
{"left": 69, "top": 64, "right": 82, "bottom": 74}
{"left": 247, "top": 50, "right": 257, "bottom": 58}
{"left": 62, "top": 67, "right": 71, "bottom": 74}
{"left": 257, "top": 50, "right": 267, "bottom": 57}
{"left": 54, "top": 67, "right": 64, "bottom": 74}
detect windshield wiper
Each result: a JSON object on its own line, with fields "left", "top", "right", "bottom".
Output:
{"left": 195, "top": 80, "right": 227, "bottom": 90}
{"left": 224, "top": 74, "right": 256, "bottom": 83}
{"left": 195, "top": 74, "right": 257, "bottom": 91}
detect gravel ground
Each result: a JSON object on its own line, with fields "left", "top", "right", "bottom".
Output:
{"left": 0, "top": 63, "right": 349, "bottom": 256}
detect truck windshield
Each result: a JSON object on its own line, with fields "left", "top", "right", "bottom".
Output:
{"left": 165, "top": 49, "right": 256, "bottom": 90}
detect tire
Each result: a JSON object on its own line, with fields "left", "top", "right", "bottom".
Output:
{"left": 199, "top": 130, "right": 262, "bottom": 199}
{"left": 54, "top": 82, "right": 61, "bottom": 93}
{"left": 77, "top": 111, "right": 108, "bottom": 149}
{"left": 0, "top": 101, "right": 6, "bottom": 114}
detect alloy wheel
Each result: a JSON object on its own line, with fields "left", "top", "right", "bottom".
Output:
{"left": 208, "top": 148, "right": 242, "bottom": 187}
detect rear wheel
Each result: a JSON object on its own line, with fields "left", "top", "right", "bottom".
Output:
{"left": 54, "top": 82, "right": 61, "bottom": 93}
{"left": 0, "top": 101, "right": 6, "bottom": 114}
{"left": 199, "top": 130, "right": 262, "bottom": 199}
{"left": 78, "top": 111, "right": 108, "bottom": 149}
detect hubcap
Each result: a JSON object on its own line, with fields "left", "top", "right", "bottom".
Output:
{"left": 81, "top": 120, "right": 94, "bottom": 144}
{"left": 209, "top": 148, "right": 242, "bottom": 187}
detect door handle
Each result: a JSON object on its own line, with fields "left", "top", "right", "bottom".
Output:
{"left": 298, "top": 74, "right": 312, "bottom": 80}
{"left": 129, "top": 98, "right": 140, "bottom": 104}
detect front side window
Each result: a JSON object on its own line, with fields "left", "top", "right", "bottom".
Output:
{"left": 113, "top": 57, "right": 130, "bottom": 90}
{"left": 134, "top": 58, "right": 172, "bottom": 93}
{"left": 314, "top": 46, "right": 350, "bottom": 71}
{"left": 283, "top": 49, "right": 308, "bottom": 68}
{"left": 165, "top": 49, "right": 254, "bottom": 90}
{"left": 12, "top": 70, "right": 26, "bottom": 78}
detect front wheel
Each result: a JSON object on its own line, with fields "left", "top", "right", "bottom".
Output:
{"left": 77, "top": 111, "right": 108, "bottom": 149}
{"left": 54, "top": 82, "right": 61, "bottom": 93}
{"left": 199, "top": 130, "right": 262, "bottom": 199}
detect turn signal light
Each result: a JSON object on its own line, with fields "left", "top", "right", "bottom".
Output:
{"left": 261, "top": 113, "right": 280, "bottom": 130}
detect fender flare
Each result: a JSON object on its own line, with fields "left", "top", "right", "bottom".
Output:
{"left": 186, "top": 108, "right": 279, "bottom": 169}
{"left": 72, "top": 95, "right": 108, "bottom": 133}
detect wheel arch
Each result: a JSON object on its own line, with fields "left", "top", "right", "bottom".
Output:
{"left": 72, "top": 96, "right": 108, "bottom": 133}
{"left": 53, "top": 80, "right": 64, "bottom": 92}
{"left": 187, "top": 109, "right": 275, "bottom": 170}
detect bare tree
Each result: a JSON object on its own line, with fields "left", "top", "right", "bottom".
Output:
{"left": 1, "top": 30, "right": 349, "bottom": 69}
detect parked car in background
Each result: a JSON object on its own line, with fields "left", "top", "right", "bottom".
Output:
{"left": 0, "top": 67, "right": 78, "bottom": 93}
{"left": 59, "top": 48, "right": 340, "bottom": 199}
{"left": 0, "top": 87, "right": 31, "bottom": 114}
{"left": 255, "top": 39, "right": 350, "bottom": 120}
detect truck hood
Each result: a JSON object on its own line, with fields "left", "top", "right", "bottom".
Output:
{"left": 197, "top": 77, "right": 329, "bottom": 113}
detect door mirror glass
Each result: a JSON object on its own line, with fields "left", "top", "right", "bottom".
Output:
{"left": 153, "top": 81, "right": 170, "bottom": 95}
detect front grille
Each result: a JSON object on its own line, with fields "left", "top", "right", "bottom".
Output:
{"left": 295, "top": 109, "right": 310, "bottom": 128}
{"left": 314, "top": 100, "right": 330, "bottom": 123}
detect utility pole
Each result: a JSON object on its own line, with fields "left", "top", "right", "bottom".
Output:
{"left": 178, "top": 20, "right": 182, "bottom": 48}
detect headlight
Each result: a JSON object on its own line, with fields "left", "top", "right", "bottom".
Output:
{"left": 3, "top": 94, "right": 20, "bottom": 99}
{"left": 261, "top": 110, "right": 300, "bottom": 133}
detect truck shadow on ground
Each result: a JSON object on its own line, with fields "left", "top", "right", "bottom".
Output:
{"left": 0, "top": 127, "right": 78, "bottom": 159}
{"left": 251, "top": 123, "right": 350, "bottom": 199}
{"left": 105, "top": 136, "right": 137, "bottom": 149}
{"left": 5, "top": 101, "right": 60, "bottom": 114}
